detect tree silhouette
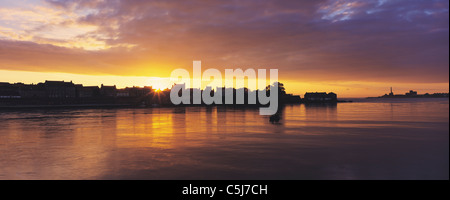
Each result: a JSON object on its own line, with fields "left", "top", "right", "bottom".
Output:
{"left": 266, "top": 82, "right": 286, "bottom": 95}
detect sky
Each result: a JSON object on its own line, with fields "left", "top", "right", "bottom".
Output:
{"left": 0, "top": 0, "right": 448, "bottom": 97}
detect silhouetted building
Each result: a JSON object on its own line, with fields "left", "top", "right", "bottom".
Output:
{"left": 100, "top": 84, "right": 117, "bottom": 97}
{"left": 1, "top": 80, "right": 313, "bottom": 107}
{"left": 0, "top": 90, "right": 21, "bottom": 99}
{"left": 406, "top": 90, "right": 418, "bottom": 96}
{"left": 375, "top": 88, "right": 449, "bottom": 98}
{"left": 19, "top": 84, "right": 46, "bottom": 98}
{"left": 43, "top": 81, "right": 76, "bottom": 98}
{"left": 281, "top": 94, "right": 301, "bottom": 103}
{"left": 116, "top": 89, "right": 130, "bottom": 97}
{"left": 118, "top": 86, "right": 152, "bottom": 97}
{"left": 0, "top": 83, "right": 20, "bottom": 98}
{"left": 304, "top": 92, "right": 337, "bottom": 103}
{"left": 79, "top": 86, "right": 100, "bottom": 98}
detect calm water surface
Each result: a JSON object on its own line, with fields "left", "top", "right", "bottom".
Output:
{"left": 0, "top": 98, "right": 448, "bottom": 179}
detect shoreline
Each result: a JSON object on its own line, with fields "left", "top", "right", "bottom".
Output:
{"left": 0, "top": 101, "right": 351, "bottom": 110}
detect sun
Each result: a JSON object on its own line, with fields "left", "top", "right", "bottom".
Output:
{"left": 147, "top": 77, "right": 171, "bottom": 91}
{"left": 153, "top": 83, "right": 165, "bottom": 91}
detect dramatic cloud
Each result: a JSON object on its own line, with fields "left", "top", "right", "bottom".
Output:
{"left": 0, "top": 0, "right": 448, "bottom": 84}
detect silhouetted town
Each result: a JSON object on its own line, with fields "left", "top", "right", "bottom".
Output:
{"left": 369, "top": 87, "right": 449, "bottom": 99}
{"left": 0, "top": 80, "right": 344, "bottom": 108}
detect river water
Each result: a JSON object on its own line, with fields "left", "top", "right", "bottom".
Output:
{"left": 0, "top": 98, "right": 448, "bottom": 179}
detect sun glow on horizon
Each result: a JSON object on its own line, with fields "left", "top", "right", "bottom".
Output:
{"left": 0, "top": 69, "right": 448, "bottom": 98}
{"left": 147, "top": 77, "right": 173, "bottom": 91}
